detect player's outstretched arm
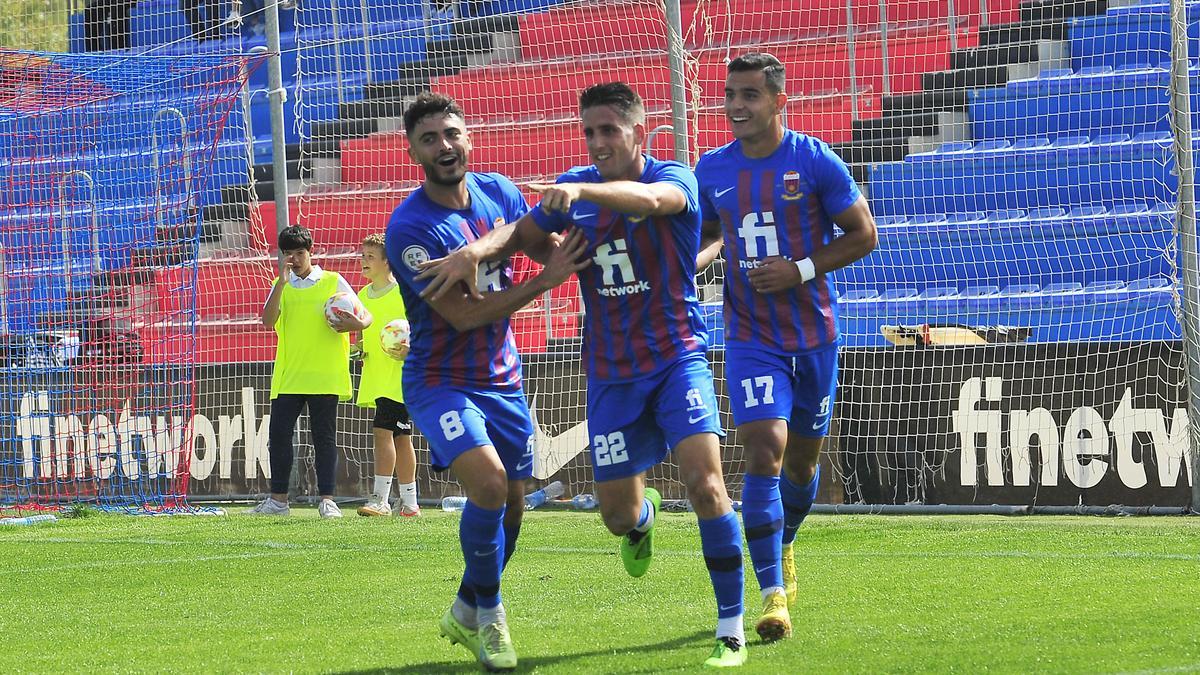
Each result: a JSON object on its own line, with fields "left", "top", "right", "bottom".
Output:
{"left": 416, "top": 213, "right": 549, "bottom": 302}
{"left": 531, "top": 180, "right": 686, "bottom": 218}
{"left": 697, "top": 218, "right": 725, "bottom": 270}
{"left": 424, "top": 228, "right": 590, "bottom": 332}
{"left": 747, "top": 196, "right": 877, "bottom": 294}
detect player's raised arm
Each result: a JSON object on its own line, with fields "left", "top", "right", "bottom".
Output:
{"left": 422, "top": 228, "right": 589, "bottom": 332}
{"left": 416, "top": 212, "right": 553, "bottom": 301}
{"left": 530, "top": 179, "right": 686, "bottom": 218}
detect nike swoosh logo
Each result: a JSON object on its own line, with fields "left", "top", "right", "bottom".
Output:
{"left": 514, "top": 458, "right": 533, "bottom": 472}
{"left": 755, "top": 565, "right": 775, "bottom": 574}
{"left": 688, "top": 412, "right": 712, "bottom": 424}
{"left": 718, "top": 603, "right": 740, "bottom": 612}
{"left": 812, "top": 420, "right": 825, "bottom": 430}
{"left": 474, "top": 545, "right": 499, "bottom": 557}
{"left": 714, "top": 187, "right": 735, "bottom": 198}
{"left": 572, "top": 210, "right": 597, "bottom": 219}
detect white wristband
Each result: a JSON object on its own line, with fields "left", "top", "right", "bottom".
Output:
{"left": 794, "top": 257, "right": 816, "bottom": 283}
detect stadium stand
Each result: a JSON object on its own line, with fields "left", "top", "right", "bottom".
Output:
{"left": 53, "top": 0, "right": 1190, "bottom": 363}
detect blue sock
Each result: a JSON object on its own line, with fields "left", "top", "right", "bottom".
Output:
{"left": 458, "top": 509, "right": 522, "bottom": 607}
{"left": 741, "top": 473, "right": 783, "bottom": 592}
{"left": 460, "top": 501, "right": 505, "bottom": 609}
{"left": 780, "top": 465, "right": 820, "bottom": 546}
{"left": 698, "top": 511, "right": 744, "bottom": 620}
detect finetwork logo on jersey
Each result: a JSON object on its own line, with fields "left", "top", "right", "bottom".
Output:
{"left": 594, "top": 238, "right": 650, "bottom": 297}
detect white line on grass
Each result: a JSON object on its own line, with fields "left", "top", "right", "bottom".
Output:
{"left": 1112, "top": 664, "right": 1200, "bottom": 675}
{"left": 9, "top": 538, "right": 1200, "bottom": 564}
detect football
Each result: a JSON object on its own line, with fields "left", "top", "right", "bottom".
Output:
{"left": 323, "top": 292, "right": 371, "bottom": 331}
{"left": 380, "top": 318, "right": 411, "bottom": 360}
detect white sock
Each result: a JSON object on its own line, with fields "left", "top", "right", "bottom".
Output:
{"left": 761, "top": 585, "right": 785, "bottom": 602}
{"left": 452, "top": 598, "right": 477, "bottom": 630}
{"left": 716, "top": 615, "right": 745, "bottom": 645}
{"left": 372, "top": 475, "right": 393, "bottom": 503}
{"left": 397, "top": 481, "right": 418, "bottom": 509}
{"left": 634, "top": 496, "right": 655, "bottom": 533}
{"left": 477, "top": 602, "right": 505, "bottom": 629}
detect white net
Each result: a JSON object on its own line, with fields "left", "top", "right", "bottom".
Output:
{"left": 7, "top": 0, "right": 1193, "bottom": 508}
{"left": 282, "top": 0, "right": 1191, "bottom": 507}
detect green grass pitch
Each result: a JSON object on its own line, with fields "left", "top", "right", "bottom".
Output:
{"left": 3, "top": 509, "right": 1199, "bottom": 673}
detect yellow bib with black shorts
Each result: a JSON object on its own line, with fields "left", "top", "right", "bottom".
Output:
{"left": 356, "top": 282, "right": 407, "bottom": 407}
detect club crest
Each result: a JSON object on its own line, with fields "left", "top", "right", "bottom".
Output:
{"left": 782, "top": 170, "right": 804, "bottom": 201}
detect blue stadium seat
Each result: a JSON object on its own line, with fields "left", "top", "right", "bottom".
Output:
{"left": 868, "top": 135, "right": 1180, "bottom": 217}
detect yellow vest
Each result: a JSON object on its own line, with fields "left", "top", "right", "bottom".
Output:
{"left": 269, "top": 272, "right": 352, "bottom": 400}
{"left": 356, "top": 282, "right": 407, "bottom": 407}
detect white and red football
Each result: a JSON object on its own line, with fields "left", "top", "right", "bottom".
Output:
{"left": 323, "top": 292, "right": 371, "bottom": 331}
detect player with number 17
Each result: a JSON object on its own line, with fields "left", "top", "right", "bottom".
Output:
{"left": 694, "top": 53, "right": 878, "bottom": 644}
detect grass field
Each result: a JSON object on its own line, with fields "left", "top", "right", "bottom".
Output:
{"left": 3, "top": 509, "right": 1200, "bottom": 673}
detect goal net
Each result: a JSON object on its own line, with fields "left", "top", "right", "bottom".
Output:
{"left": 21, "top": 0, "right": 1190, "bottom": 509}
{"left": 0, "top": 47, "right": 262, "bottom": 511}
{"left": 280, "top": 0, "right": 1191, "bottom": 508}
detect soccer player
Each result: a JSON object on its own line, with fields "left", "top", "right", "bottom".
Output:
{"left": 252, "top": 225, "right": 371, "bottom": 519}
{"left": 418, "top": 82, "right": 748, "bottom": 668}
{"left": 385, "top": 92, "right": 589, "bottom": 672}
{"left": 354, "top": 233, "right": 420, "bottom": 518}
{"left": 694, "top": 52, "right": 878, "bottom": 642}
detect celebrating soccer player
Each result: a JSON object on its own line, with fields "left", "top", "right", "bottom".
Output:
{"left": 694, "top": 52, "right": 878, "bottom": 643}
{"left": 418, "top": 82, "right": 748, "bottom": 668}
{"left": 384, "top": 92, "right": 588, "bottom": 672}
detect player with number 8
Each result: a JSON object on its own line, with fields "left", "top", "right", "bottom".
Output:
{"left": 694, "top": 53, "right": 878, "bottom": 645}
{"left": 384, "top": 93, "right": 589, "bottom": 672}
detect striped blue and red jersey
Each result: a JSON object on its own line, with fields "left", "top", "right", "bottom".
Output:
{"left": 695, "top": 129, "right": 862, "bottom": 354}
{"left": 530, "top": 155, "right": 708, "bottom": 384}
{"left": 385, "top": 172, "right": 529, "bottom": 391}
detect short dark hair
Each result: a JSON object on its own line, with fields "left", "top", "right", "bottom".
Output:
{"left": 579, "top": 82, "right": 645, "bottom": 123}
{"left": 403, "top": 92, "right": 466, "bottom": 136}
{"left": 277, "top": 225, "right": 312, "bottom": 252}
{"left": 728, "top": 52, "right": 786, "bottom": 94}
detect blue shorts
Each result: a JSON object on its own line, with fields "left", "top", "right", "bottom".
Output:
{"left": 406, "top": 385, "right": 535, "bottom": 479}
{"left": 586, "top": 352, "right": 724, "bottom": 483}
{"left": 726, "top": 343, "right": 839, "bottom": 436}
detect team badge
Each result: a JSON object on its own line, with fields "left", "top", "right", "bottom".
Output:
{"left": 782, "top": 170, "right": 804, "bottom": 201}
{"left": 401, "top": 245, "right": 429, "bottom": 272}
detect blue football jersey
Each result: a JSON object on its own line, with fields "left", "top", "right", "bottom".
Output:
{"left": 530, "top": 155, "right": 708, "bottom": 383}
{"left": 385, "top": 172, "right": 530, "bottom": 390}
{"left": 695, "top": 129, "right": 862, "bottom": 354}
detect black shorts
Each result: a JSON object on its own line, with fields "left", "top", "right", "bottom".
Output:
{"left": 373, "top": 397, "right": 412, "bottom": 436}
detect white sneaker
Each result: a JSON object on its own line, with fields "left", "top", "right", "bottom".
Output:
{"left": 357, "top": 498, "right": 391, "bottom": 517}
{"left": 318, "top": 499, "right": 343, "bottom": 519}
{"left": 247, "top": 498, "right": 289, "bottom": 516}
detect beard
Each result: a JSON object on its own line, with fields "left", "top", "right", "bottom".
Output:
{"left": 423, "top": 156, "right": 468, "bottom": 186}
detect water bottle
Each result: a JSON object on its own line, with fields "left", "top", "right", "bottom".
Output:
{"left": 441, "top": 496, "right": 468, "bottom": 512}
{"left": 0, "top": 514, "right": 57, "bottom": 526}
{"left": 571, "top": 493, "right": 597, "bottom": 510}
{"left": 524, "top": 480, "right": 565, "bottom": 510}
